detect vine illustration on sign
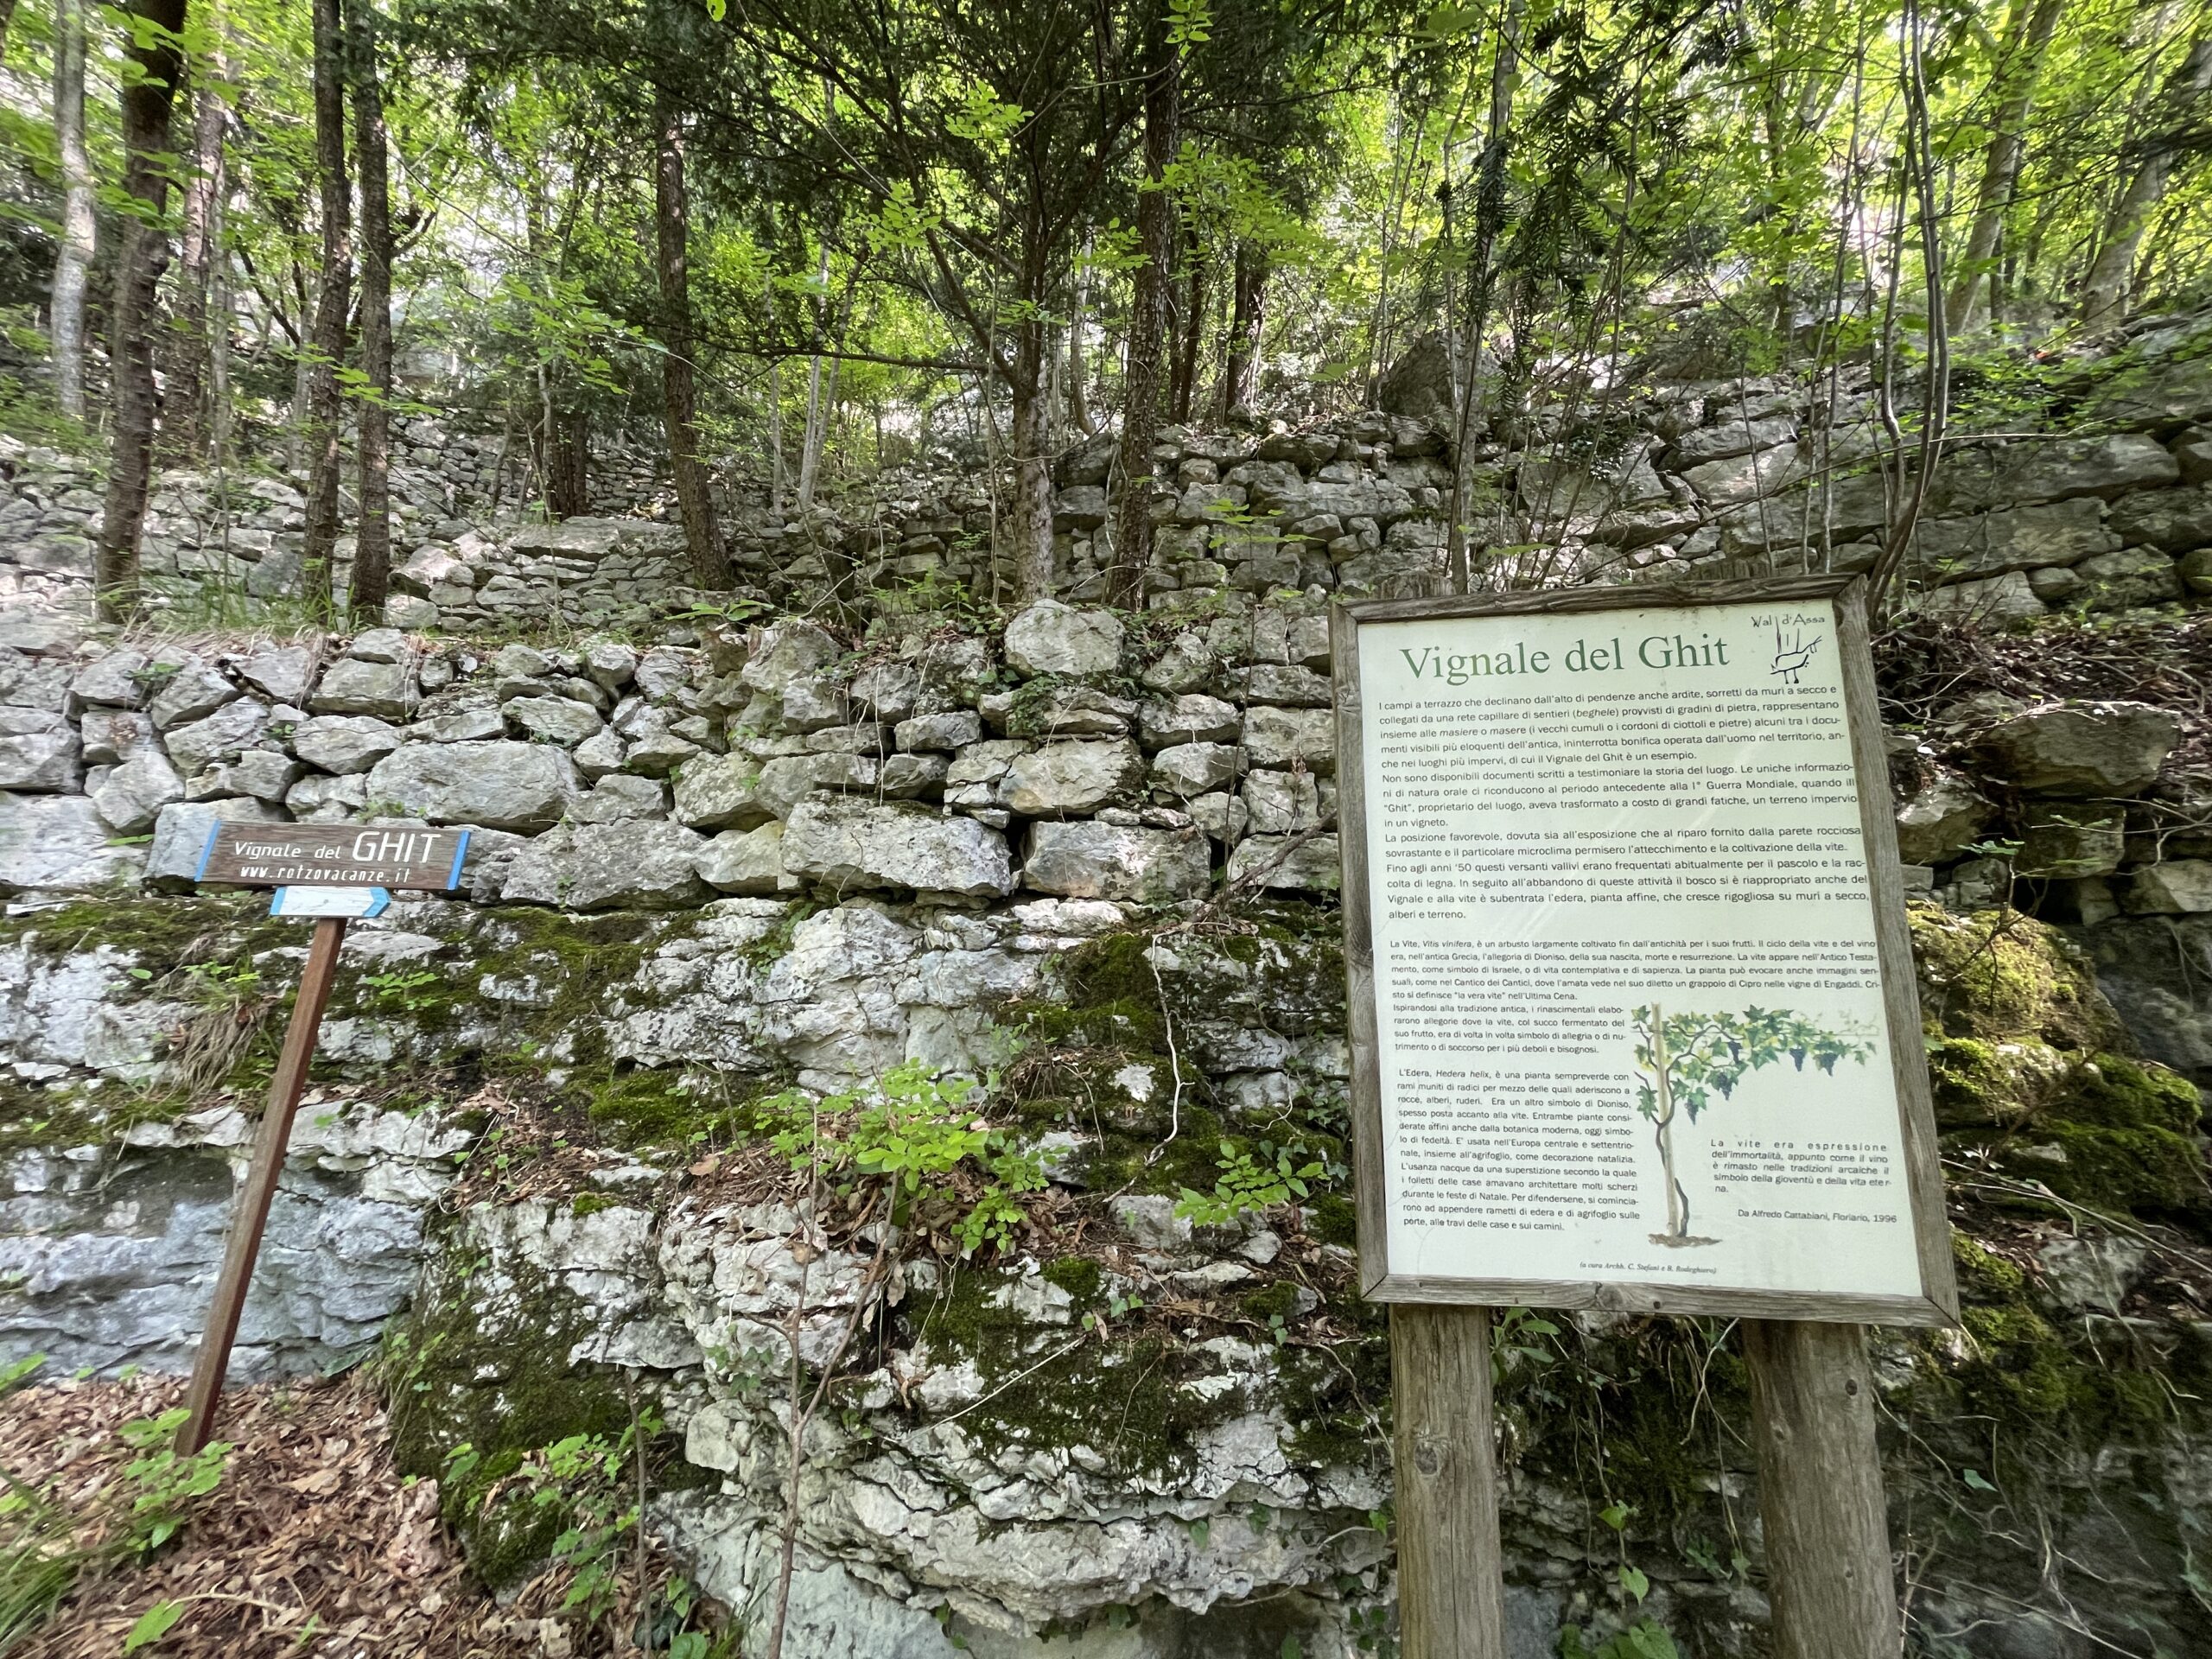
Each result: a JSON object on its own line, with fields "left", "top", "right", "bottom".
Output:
{"left": 1630, "top": 1003, "right": 1874, "bottom": 1247}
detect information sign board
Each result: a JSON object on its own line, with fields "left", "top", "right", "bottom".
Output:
{"left": 1332, "top": 576, "right": 1956, "bottom": 1325}
{"left": 197, "top": 823, "right": 469, "bottom": 892}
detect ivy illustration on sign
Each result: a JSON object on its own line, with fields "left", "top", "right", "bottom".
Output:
{"left": 1631, "top": 1003, "right": 1874, "bottom": 1247}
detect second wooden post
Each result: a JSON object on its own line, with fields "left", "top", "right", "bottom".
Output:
{"left": 1743, "top": 1319, "right": 1900, "bottom": 1659}
{"left": 1392, "top": 1304, "right": 1508, "bottom": 1659}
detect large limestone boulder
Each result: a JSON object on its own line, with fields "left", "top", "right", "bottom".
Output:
{"left": 291, "top": 715, "right": 404, "bottom": 775}
{"left": 1137, "top": 694, "right": 1242, "bottom": 750}
{"left": 502, "top": 696, "right": 604, "bottom": 747}
{"left": 144, "top": 796, "right": 287, "bottom": 889}
{"left": 365, "top": 741, "right": 578, "bottom": 830}
{"left": 0, "top": 792, "right": 146, "bottom": 893}
{"left": 92, "top": 753, "right": 186, "bottom": 835}
{"left": 1227, "top": 832, "right": 1342, "bottom": 893}
{"left": 2109, "top": 485, "right": 2212, "bottom": 554}
{"left": 1004, "top": 600, "right": 1123, "bottom": 678}
{"left": 67, "top": 649, "right": 149, "bottom": 710}
{"left": 1894, "top": 778, "right": 1996, "bottom": 866}
{"left": 163, "top": 698, "right": 272, "bottom": 779}
{"left": 1243, "top": 705, "right": 1337, "bottom": 772}
{"left": 1023, "top": 821, "right": 1211, "bottom": 903}
{"left": 1916, "top": 499, "right": 2116, "bottom": 576}
{"left": 695, "top": 821, "right": 795, "bottom": 896}
{"left": 499, "top": 821, "right": 711, "bottom": 911}
{"left": 147, "top": 656, "right": 238, "bottom": 729}
{"left": 0, "top": 709, "right": 80, "bottom": 791}
{"left": 1975, "top": 701, "right": 2183, "bottom": 797}
{"left": 232, "top": 644, "right": 317, "bottom": 706}
{"left": 311, "top": 657, "right": 416, "bottom": 720}
{"left": 781, "top": 798, "right": 1014, "bottom": 899}
{"left": 999, "top": 739, "right": 1147, "bottom": 816}
{"left": 671, "top": 753, "right": 775, "bottom": 830}
{"left": 1936, "top": 434, "right": 2179, "bottom": 512}
{"left": 2121, "top": 860, "right": 2212, "bottom": 913}
{"left": 506, "top": 518, "right": 624, "bottom": 557}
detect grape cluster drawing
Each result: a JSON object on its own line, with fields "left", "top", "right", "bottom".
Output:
{"left": 1631, "top": 1003, "right": 1875, "bottom": 1246}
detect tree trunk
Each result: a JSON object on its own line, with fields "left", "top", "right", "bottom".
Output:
{"left": 1003, "top": 310, "right": 1056, "bottom": 601}
{"left": 94, "top": 0, "right": 190, "bottom": 622}
{"left": 796, "top": 243, "right": 833, "bottom": 510}
{"left": 654, "top": 89, "right": 732, "bottom": 588}
{"left": 1067, "top": 242, "right": 1095, "bottom": 435}
{"left": 1217, "top": 242, "right": 1267, "bottom": 420}
{"left": 2079, "top": 31, "right": 2212, "bottom": 329}
{"left": 1945, "top": 0, "right": 2066, "bottom": 332}
{"left": 544, "top": 407, "right": 589, "bottom": 518}
{"left": 0, "top": 0, "right": 21, "bottom": 55}
{"left": 349, "top": 0, "right": 391, "bottom": 622}
{"left": 50, "top": 0, "right": 94, "bottom": 423}
{"left": 1169, "top": 235, "right": 1204, "bottom": 424}
{"left": 1108, "top": 3, "right": 1179, "bottom": 606}
{"left": 301, "top": 0, "right": 352, "bottom": 616}
{"left": 1444, "top": 0, "right": 1522, "bottom": 594}
{"left": 161, "top": 58, "right": 229, "bottom": 459}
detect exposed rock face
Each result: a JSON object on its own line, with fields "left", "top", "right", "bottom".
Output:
{"left": 1004, "top": 601, "right": 1124, "bottom": 678}
{"left": 782, "top": 798, "right": 1016, "bottom": 899}
{"left": 1000, "top": 740, "right": 1147, "bottom": 817}
{"left": 291, "top": 715, "right": 404, "bottom": 775}
{"left": 499, "top": 820, "right": 712, "bottom": 911}
{"left": 1023, "top": 821, "right": 1211, "bottom": 902}
{"left": 0, "top": 792, "right": 145, "bottom": 893}
{"left": 1974, "top": 701, "right": 2183, "bottom": 796}
{"left": 364, "top": 741, "right": 579, "bottom": 830}
{"left": 1894, "top": 777, "right": 1997, "bottom": 866}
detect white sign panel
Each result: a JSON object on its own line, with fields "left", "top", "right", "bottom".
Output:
{"left": 1336, "top": 582, "right": 1953, "bottom": 1324}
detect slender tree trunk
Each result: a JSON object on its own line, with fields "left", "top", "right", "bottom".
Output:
{"left": 2080, "top": 31, "right": 2212, "bottom": 328}
{"left": 95, "top": 0, "right": 191, "bottom": 622}
{"left": 1946, "top": 0, "right": 2066, "bottom": 332}
{"left": 545, "top": 407, "right": 589, "bottom": 518}
{"left": 1108, "top": 3, "right": 1179, "bottom": 606}
{"left": 1009, "top": 320, "right": 1056, "bottom": 603}
{"left": 161, "top": 56, "right": 229, "bottom": 459}
{"left": 300, "top": 0, "right": 352, "bottom": 615}
{"left": 796, "top": 242, "right": 833, "bottom": 509}
{"left": 1169, "top": 237, "right": 1204, "bottom": 424}
{"left": 51, "top": 0, "right": 94, "bottom": 423}
{"left": 654, "top": 89, "right": 732, "bottom": 588}
{"left": 1445, "top": 1, "right": 1523, "bottom": 594}
{"left": 1068, "top": 242, "right": 1095, "bottom": 435}
{"left": 1217, "top": 242, "right": 1267, "bottom": 420}
{"left": 349, "top": 0, "right": 391, "bottom": 621}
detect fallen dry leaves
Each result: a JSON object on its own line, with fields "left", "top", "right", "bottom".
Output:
{"left": 0, "top": 1372, "right": 681, "bottom": 1659}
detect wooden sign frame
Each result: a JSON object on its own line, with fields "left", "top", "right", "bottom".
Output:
{"left": 1331, "top": 575, "right": 1957, "bottom": 1328}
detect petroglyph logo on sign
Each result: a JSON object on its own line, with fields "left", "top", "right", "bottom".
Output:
{"left": 196, "top": 823, "right": 471, "bottom": 891}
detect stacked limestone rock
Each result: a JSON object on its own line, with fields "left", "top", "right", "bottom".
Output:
{"left": 0, "top": 416, "right": 671, "bottom": 621}
{"left": 1894, "top": 696, "right": 2207, "bottom": 918}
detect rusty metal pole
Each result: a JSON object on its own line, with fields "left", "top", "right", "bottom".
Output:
{"left": 176, "top": 916, "right": 348, "bottom": 1453}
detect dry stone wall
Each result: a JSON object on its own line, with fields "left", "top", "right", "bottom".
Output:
{"left": 2, "top": 314, "right": 2211, "bottom": 1659}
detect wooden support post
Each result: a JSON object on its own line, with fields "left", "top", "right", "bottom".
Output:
{"left": 177, "top": 916, "right": 348, "bottom": 1454}
{"left": 1391, "top": 1304, "right": 1507, "bottom": 1659}
{"left": 1743, "top": 1319, "right": 1899, "bottom": 1659}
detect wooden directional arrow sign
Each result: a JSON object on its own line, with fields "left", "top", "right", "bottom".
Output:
{"left": 196, "top": 822, "right": 470, "bottom": 892}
